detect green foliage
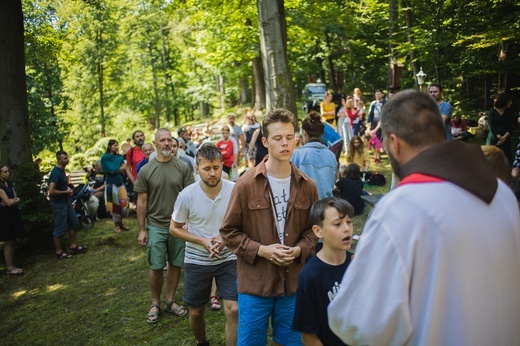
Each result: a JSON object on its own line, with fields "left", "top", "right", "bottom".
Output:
{"left": 23, "top": 0, "right": 520, "bottom": 155}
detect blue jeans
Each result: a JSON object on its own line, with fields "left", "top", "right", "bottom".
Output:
{"left": 237, "top": 292, "right": 301, "bottom": 346}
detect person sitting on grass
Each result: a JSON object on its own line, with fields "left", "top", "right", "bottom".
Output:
{"left": 346, "top": 136, "right": 370, "bottom": 172}
{"left": 292, "top": 197, "right": 355, "bottom": 346}
{"left": 334, "top": 164, "right": 368, "bottom": 216}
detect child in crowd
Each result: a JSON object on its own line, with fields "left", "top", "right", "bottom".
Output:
{"left": 216, "top": 126, "right": 236, "bottom": 175}
{"left": 292, "top": 197, "right": 355, "bottom": 346}
{"left": 334, "top": 164, "right": 367, "bottom": 215}
{"left": 365, "top": 120, "right": 382, "bottom": 163}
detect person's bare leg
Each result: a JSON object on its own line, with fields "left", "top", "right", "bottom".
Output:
{"left": 223, "top": 300, "right": 238, "bottom": 346}
{"left": 53, "top": 236, "right": 63, "bottom": 254}
{"left": 189, "top": 306, "right": 206, "bottom": 343}
{"left": 69, "top": 229, "right": 77, "bottom": 249}
{"left": 4, "top": 240, "right": 14, "bottom": 269}
{"left": 165, "top": 264, "right": 182, "bottom": 307}
{"left": 210, "top": 278, "right": 218, "bottom": 298}
{"left": 149, "top": 268, "right": 164, "bottom": 319}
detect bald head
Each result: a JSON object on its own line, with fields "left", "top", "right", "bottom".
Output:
{"left": 381, "top": 90, "right": 446, "bottom": 149}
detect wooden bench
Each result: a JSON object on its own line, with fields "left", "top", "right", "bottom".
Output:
{"left": 69, "top": 170, "right": 87, "bottom": 186}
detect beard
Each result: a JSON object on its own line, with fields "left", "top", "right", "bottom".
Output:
{"left": 201, "top": 176, "right": 221, "bottom": 188}
{"left": 160, "top": 149, "right": 172, "bottom": 157}
{"left": 136, "top": 139, "right": 145, "bottom": 146}
{"left": 387, "top": 149, "right": 401, "bottom": 177}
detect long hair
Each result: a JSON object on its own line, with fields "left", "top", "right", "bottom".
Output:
{"left": 106, "top": 139, "right": 118, "bottom": 153}
{"left": 347, "top": 136, "right": 365, "bottom": 163}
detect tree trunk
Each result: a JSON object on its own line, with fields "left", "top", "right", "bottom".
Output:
{"left": 325, "top": 32, "right": 336, "bottom": 91}
{"left": 239, "top": 74, "right": 249, "bottom": 105}
{"left": 252, "top": 56, "right": 266, "bottom": 110}
{"left": 402, "top": 0, "right": 419, "bottom": 86}
{"left": 0, "top": 0, "right": 33, "bottom": 177}
{"left": 256, "top": 0, "right": 296, "bottom": 114}
{"left": 388, "top": 0, "right": 398, "bottom": 88}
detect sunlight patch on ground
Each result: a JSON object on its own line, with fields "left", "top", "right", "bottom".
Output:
{"left": 104, "top": 287, "right": 117, "bottom": 296}
{"left": 128, "top": 253, "right": 145, "bottom": 262}
{"left": 11, "top": 290, "right": 28, "bottom": 299}
{"left": 46, "top": 284, "right": 67, "bottom": 292}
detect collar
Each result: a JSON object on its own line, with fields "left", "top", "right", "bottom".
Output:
{"left": 398, "top": 141, "right": 498, "bottom": 204}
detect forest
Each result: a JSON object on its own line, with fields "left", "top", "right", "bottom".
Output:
{"left": 1, "top": 0, "right": 519, "bottom": 170}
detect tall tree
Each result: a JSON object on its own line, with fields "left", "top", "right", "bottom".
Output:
{"left": 0, "top": 0, "right": 33, "bottom": 174}
{"left": 257, "top": 0, "right": 296, "bottom": 113}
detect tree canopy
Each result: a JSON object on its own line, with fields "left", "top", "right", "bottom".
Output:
{"left": 20, "top": 0, "right": 520, "bottom": 161}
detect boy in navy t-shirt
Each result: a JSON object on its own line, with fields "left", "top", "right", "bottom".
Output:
{"left": 292, "top": 197, "right": 355, "bottom": 345}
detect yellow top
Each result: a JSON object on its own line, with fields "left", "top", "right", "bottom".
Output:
{"left": 320, "top": 101, "right": 336, "bottom": 123}
{"left": 347, "top": 148, "right": 370, "bottom": 170}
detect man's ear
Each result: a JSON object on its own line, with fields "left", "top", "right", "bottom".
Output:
{"left": 388, "top": 133, "right": 401, "bottom": 156}
{"left": 312, "top": 225, "right": 324, "bottom": 239}
{"left": 261, "top": 136, "right": 268, "bottom": 149}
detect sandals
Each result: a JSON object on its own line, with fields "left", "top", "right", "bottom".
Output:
{"left": 68, "top": 245, "right": 88, "bottom": 255}
{"left": 210, "top": 296, "right": 222, "bottom": 311}
{"left": 165, "top": 300, "right": 188, "bottom": 317}
{"left": 6, "top": 267, "right": 24, "bottom": 275}
{"left": 56, "top": 251, "right": 73, "bottom": 259}
{"left": 115, "top": 224, "right": 129, "bottom": 233}
{"left": 146, "top": 303, "right": 161, "bottom": 324}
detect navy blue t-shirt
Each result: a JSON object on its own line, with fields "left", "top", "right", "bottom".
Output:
{"left": 49, "top": 166, "right": 69, "bottom": 204}
{"left": 292, "top": 252, "right": 353, "bottom": 346}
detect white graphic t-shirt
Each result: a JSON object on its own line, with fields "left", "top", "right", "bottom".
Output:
{"left": 267, "top": 174, "right": 291, "bottom": 244}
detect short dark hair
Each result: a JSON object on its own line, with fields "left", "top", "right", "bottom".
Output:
{"left": 429, "top": 83, "right": 443, "bottom": 92}
{"left": 340, "top": 163, "right": 361, "bottom": 179}
{"left": 132, "top": 130, "right": 144, "bottom": 140}
{"left": 302, "top": 111, "right": 324, "bottom": 139}
{"left": 262, "top": 108, "right": 295, "bottom": 138}
{"left": 381, "top": 89, "right": 445, "bottom": 148}
{"left": 310, "top": 197, "right": 354, "bottom": 227}
{"left": 196, "top": 143, "right": 222, "bottom": 166}
{"left": 56, "top": 150, "right": 67, "bottom": 161}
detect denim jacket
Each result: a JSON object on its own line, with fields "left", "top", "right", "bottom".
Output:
{"left": 291, "top": 141, "right": 338, "bottom": 198}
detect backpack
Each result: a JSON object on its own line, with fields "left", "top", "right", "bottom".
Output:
{"left": 367, "top": 173, "right": 386, "bottom": 186}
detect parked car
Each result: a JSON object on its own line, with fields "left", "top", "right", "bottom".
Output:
{"left": 302, "top": 82, "right": 327, "bottom": 113}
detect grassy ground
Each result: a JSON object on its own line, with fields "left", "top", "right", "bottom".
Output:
{"left": 0, "top": 155, "right": 392, "bottom": 346}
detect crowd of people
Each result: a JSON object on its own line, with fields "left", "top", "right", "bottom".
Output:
{"left": 2, "top": 86, "right": 520, "bottom": 346}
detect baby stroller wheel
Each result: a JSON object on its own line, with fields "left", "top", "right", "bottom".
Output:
{"left": 80, "top": 215, "right": 95, "bottom": 229}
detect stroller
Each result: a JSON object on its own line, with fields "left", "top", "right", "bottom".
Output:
{"left": 72, "top": 183, "right": 95, "bottom": 229}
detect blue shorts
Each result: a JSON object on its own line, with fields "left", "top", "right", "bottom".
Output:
{"left": 146, "top": 225, "right": 185, "bottom": 270}
{"left": 52, "top": 201, "right": 80, "bottom": 238}
{"left": 237, "top": 293, "right": 301, "bottom": 346}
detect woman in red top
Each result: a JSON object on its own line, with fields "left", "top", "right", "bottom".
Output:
{"left": 216, "top": 126, "right": 236, "bottom": 175}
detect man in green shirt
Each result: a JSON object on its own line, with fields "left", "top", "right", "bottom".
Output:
{"left": 134, "top": 128, "right": 195, "bottom": 324}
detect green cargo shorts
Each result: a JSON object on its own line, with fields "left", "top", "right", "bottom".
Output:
{"left": 146, "top": 225, "right": 185, "bottom": 270}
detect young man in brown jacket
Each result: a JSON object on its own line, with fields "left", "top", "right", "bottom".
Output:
{"left": 220, "top": 108, "right": 319, "bottom": 346}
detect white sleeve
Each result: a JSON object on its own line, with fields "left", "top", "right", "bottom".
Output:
{"left": 328, "top": 214, "right": 413, "bottom": 345}
{"left": 172, "top": 192, "right": 189, "bottom": 222}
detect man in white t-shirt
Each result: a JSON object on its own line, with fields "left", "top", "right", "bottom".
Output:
{"left": 171, "top": 143, "right": 237, "bottom": 346}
